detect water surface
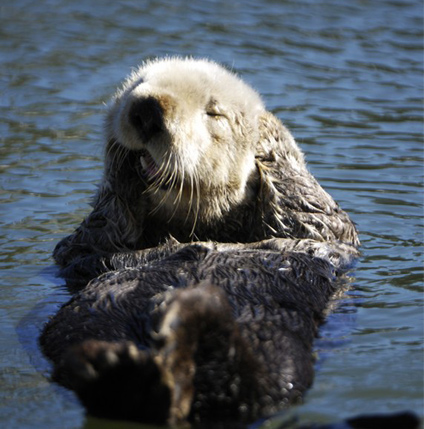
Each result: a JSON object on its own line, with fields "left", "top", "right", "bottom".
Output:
{"left": 1, "top": 0, "right": 422, "bottom": 427}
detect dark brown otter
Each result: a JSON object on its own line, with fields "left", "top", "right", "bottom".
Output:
{"left": 41, "top": 58, "right": 360, "bottom": 426}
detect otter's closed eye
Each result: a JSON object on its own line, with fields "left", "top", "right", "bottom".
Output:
{"left": 205, "top": 100, "right": 226, "bottom": 119}
{"left": 206, "top": 111, "right": 224, "bottom": 119}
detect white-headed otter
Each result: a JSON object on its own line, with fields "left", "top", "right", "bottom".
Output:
{"left": 53, "top": 57, "right": 359, "bottom": 277}
{"left": 41, "top": 58, "right": 360, "bottom": 426}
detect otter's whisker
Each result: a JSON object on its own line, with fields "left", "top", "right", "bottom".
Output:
{"left": 107, "top": 140, "right": 124, "bottom": 170}
{"left": 189, "top": 171, "right": 201, "bottom": 237}
{"left": 148, "top": 151, "right": 179, "bottom": 216}
{"left": 118, "top": 146, "right": 130, "bottom": 171}
{"left": 173, "top": 159, "right": 184, "bottom": 206}
{"left": 184, "top": 171, "right": 195, "bottom": 226}
{"left": 162, "top": 150, "right": 174, "bottom": 187}
{"left": 168, "top": 158, "right": 185, "bottom": 222}
{"left": 147, "top": 154, "right": 168, "bottom": 196}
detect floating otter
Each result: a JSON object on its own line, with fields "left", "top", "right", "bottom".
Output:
{"left": 52, "top": 57, "right": 359, "bottom": 280}
{"left": 41, "top": 58, "right": 360, "bottom": 426}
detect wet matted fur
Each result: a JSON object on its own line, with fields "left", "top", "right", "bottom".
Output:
{"left": 52, "top": 57, "right": 359, "bottom": 278}
{"left": 41, "top": 58, "right": 360, "bottom": 426}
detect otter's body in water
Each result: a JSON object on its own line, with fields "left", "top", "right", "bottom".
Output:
{"left": 41, "top": 58, "right": 360, "bottom": 426}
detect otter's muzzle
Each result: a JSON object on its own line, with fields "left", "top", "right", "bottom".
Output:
{"left": 129, "top": 97, "right": 164, "bottom": 143}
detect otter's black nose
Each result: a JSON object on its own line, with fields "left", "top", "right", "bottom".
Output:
{"left": 129, "top": 97, "right": 164, "bottom": 142}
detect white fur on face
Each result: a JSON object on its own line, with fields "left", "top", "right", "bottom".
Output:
{"left": 106, "top": 57, "right": 266, "bottom": 221}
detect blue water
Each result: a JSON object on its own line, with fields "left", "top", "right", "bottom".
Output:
{"left": 1, "top": 0, "right": 422, "bottom": 427}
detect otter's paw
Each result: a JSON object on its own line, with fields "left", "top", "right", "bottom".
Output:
{"left": 58, "top": 254, "right": 111, "bottom": 288}
{"left": 54, "top": 340, "right": 171, "bottom": 424}
{"left": 53, "top": 231, "right": 94, "bottom": 267}
{"left": 53, "top": 213, "right": 110, "bottom": 267}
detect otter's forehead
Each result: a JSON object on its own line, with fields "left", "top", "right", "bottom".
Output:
{"left": 118, "top": 57, "right": 265, "bottom": 116}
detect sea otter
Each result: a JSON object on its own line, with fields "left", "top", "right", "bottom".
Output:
{"left": 41, "top": 58, "right": 360, "bottom": 426}
{"left": 52, "top": 57, "right": 359, "bottom": 282}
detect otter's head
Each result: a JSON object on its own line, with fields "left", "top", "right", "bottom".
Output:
{"left": 105, "top": 57, "right": 265, "bottom": 224}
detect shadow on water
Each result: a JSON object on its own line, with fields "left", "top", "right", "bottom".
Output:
{"left": 16, "top": 265, "right": 69, "bottom": 377}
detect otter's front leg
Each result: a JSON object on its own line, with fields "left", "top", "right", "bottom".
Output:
{"left": 54, "top": 144, "right": 149, "bottom": 269}
{"left": 54, "top": 182, "right": 146, "bottom": 267}
{"left": 58, "top": 240, "right": 239, "bottom": 287}
{"left": 58, "top": 238, "right": 358, "bottom": 288}
{"left": 244, "top": 237, "right": 360, "bottom": 271}
{"left": 193, "top": 238, "right": 358, "bottom": 272}
{"left": 57, "top": 238, "right": 191, "bottom": 288}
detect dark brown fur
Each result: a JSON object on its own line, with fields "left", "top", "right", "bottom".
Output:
{"left": 41, "top": 244, "right": 340, "bottom": 425}
{"left": 41, "top": 58, "right": 360, "bottom": 426}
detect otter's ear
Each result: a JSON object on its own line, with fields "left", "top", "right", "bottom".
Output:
{"left": 257, "top": 111, "right": 304, "bottom": 163}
